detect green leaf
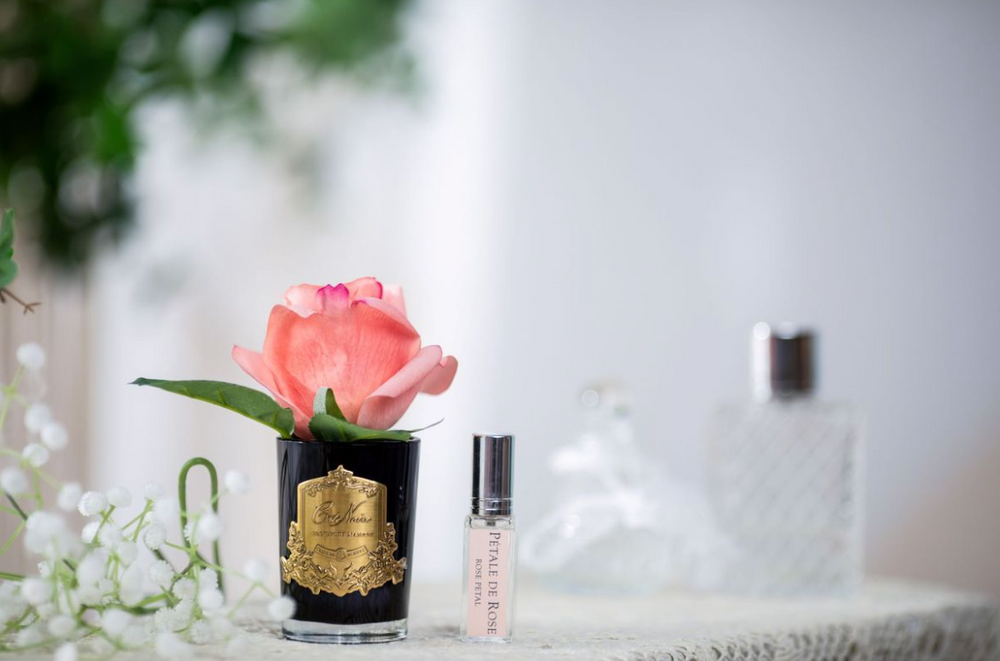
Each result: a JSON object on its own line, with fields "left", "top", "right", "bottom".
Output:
{"left": 312, "top": 387, "right": 346, "bottom": 420}
{"left": 131, "top": 378, "right": 295, "bottom": 437}
{"left": 0, "top": 209, "right": 18, "bottom": 289}
{"left": 309, "top": 413, "right": 412, "bottom": 443}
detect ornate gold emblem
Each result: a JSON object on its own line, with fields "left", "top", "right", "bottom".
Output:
{"left": 281, "top": 466, "right": 406, "bottom": 597}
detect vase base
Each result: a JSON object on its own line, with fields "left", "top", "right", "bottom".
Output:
{"left": 282, "top": 618, "right": 408, "bottom": 644}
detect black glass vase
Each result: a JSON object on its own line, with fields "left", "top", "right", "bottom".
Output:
{"left": 276, "top": 437, "right": 420, "bottom": 643}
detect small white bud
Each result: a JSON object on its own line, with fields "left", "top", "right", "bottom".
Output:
{"left": 142, "top": 522, "right": 166, "bottom": 551}
{"left": 48, "top": 614, "right": 76, "bottom": 638}
{"left": 105, "top": 486, "right": 131, "bottom": 509}
{"left": 75, "top": 550, "right": 108, "bottom": 586}
{"left": 101, "top": 609, "right": 131, "bottom": 637}
{"left": 57, "top": 482, "right": 82, "bottom": 512}
{"left": 22, "top": 442, "right": 49, "bottom": 467}
{"left": 80, "top": 521, "right": 100, "bottom": 544}
{"left": 116, "top": 541, "right": 138, "bottom": 566}
{"left": 40, "top": 422, "right": 68, "bottom": 451}
{"left": 267, "top": 596, "right": 296, "bottom": 621}
{"left": 199, "top": 568, "right": 218, "bottom": 590}
{"left": 197, "top": 588, "right": 224, "bottom": 612}
{"left": 195, "top": 512, "right": 223, "bottom": 543}
{"left": 154, "top": 632, "right": 191, "bottom": 660}
{"left": 144, "top": 482, "right": 166, "bottom": 501}
{"left": 243, "top": 558, "right": 269, "bottom": 583}
{"left": 153, "top": 497, "right": 179, "bottom": 523}
{"left": 15, "top": 343, "right": 46, "bottom": 372}
{"left": 147, "top": 560, "right": 175, "bottom": 590}
{"left": 172, "top": 578, "right": 196, "bottom": 600}
{"left": 0, "top": 467, "right": 28, "bottom": 495}
{"left": 23, "top": 403, "right": 52, "bottom": 433}
{"left": 78, "top": 491, "right": 108, "bottom": 516}
{"left": 19, "top": 577, "right": 50, "bottom": 605}
{"left": 224, "top": 469, "right": 250, "bottom": 494}
{"left": 55, "top": 642, "right": 78, "bottom": 661}
{"left": 188, "top": 620, "right": 212, "bottom": 644}
{"left": 97, "top": 524, "right": 122, "bottom": 549}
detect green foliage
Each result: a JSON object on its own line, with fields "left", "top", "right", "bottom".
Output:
{"left": 312, "top": 386, "right": 346, "bottom": 420}
{"left": 131, "top": 378, "right": 295, "bottom": 437}
{"left": 0, "top": 209, "right": 16, "bottom": 288}
{"left": 309, "top": 412, "right": 411, "bottom": 443}
{"left": 0, "top": 0, "right": 411, "bottom": 269}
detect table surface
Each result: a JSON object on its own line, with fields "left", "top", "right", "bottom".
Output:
{"left": 21, "top": 580, "right": 1000, "bottom": 660}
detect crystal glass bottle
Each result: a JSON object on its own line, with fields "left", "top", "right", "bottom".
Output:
{"left": 707, "top": 324, "right": 864, "bottom": 596}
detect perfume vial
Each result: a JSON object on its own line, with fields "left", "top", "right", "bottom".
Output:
{"left": 707, "top": 324, "right": 864, "bottom": 596}
{"left": 461, "top": 434, "right": 516, "bottom": 642}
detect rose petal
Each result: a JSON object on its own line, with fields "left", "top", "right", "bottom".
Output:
{"left": 316, "top": 284, "right": 350, "bottom": 313}
{"left": 356, "top": 346, "right": 445, "bottom": 430}
{"left": 282, "top": 285, "right": 322, "bottom": 312}
{"left": 420, "top": 355, "right": 458, "bottom": 395}
{"left": 232, "top": 346, "right": 312, "bottom": 437}
{"left": 381, "top": 284, "right": 407, "bottom": 316}
{"left": 263, "top": 304, "right": 421, "bottom": 424}
{"left": 354, "top": 297, "right": 417, "bottom": 336}
{"left": 345, "top": 277, "right": 383, "bottom": 300}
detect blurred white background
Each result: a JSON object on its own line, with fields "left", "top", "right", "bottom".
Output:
{"left": 9, "top": 0, "right": 999, "bottom": 600}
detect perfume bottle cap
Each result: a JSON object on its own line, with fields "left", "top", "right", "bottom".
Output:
{"left": 471, "top": 434, "right": 514, "bottom": 516}
{"left": 751, "top": 322, "right": 815, "bottom": 401}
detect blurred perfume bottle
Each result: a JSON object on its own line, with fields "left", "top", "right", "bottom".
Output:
{"left": 522, "top": 382, "right": 726, "bottom": 594}
{"left": 707, "top": 324, "right": 864, "bottom": 596}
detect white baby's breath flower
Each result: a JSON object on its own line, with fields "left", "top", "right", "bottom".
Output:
{"left": 155, "top": 632, "right": 192, "bottom": 660}
{"left": 74, "top": 586, "right": 101, "bottom": 606}
{"left": 24, "top": 511, "right": 73, "bottom": 556}
{"left": 121, "top": 621, "right": 152, "bottom": 647}
{"left": 41, "top": 421, "right": 68, "bottom": 451}
{"left": 224, "top": 469, "right": 250, "bottom": 494}
{"left": 22, "top": 442, "right": 49, "bottom": 467}
{"left": 267, "top": 596, "right": 296, "bottom": 621}
{"left": 48, "top": 614, "right": 76, "bottom": 638}
{"left": 78, "top": 491, "right": 108, "bottom": 516}
{"left": 116, "top": 541, "right": 138, "bottom": 566}
{"left": 98, "top": 577, "right": 115, "bottom": 598}
{"left": 197, "top": 588, "right": 224, "bottom": 612}
{"left": 23, "top": 403, "right": 53, "bottom": 433}
{"left": 80, "top": 521, "right": 100, "bottom": 544}
{"left": 57, "top": 482, "right": 82, "bottom": 512}
{"left": 75, "top": 550, "right": 109, "bottom": 586}
{"left": 80, "top": 608, "right": 101, "bottom": 627}
{"left": 143, "top": 521, "right": 166, "bottom": 551}
{"left": 15, "top": 342, "right": 46, "bottom": 372}
{"left": 144, "top": 482, "right": 166, "bottom": 501}
{"left": 35, "top": 602, "right": 56, "bottom": 619}
{"left": 172, "top": 578, "right": 196, "bottom": 601}
{"left": 19, "top": 577, "right": 50, "bottom": 605}
{"left": 153, "top": 497, "right": 179, "bottom": 523}
{"left": 0, "top": 467, "right": 28, "bottom": 495}
{"left": 195, "top": 511, "right": 224, "bottom": 543}
{"left": 199, "top": 568, "right": 218, "bottom": 591}
{"left": 54, "top": 642, "right": 77, "bottom": 661}
{"left": 97, "top": 523, "right": 123, "bottom": 549}
{"left": 37, "top": 560, "right": 52, "bottom": 578}
{"left": 101, "top": 609, "right": 131, "bottom": 637}
{"left": 14, "top": 622, "right": 46, "bottom": 647}
{"left": 106, "top": 485, "right": 132, "bottom": 508}
{"left": 188, "top": 619, "right": 212, "bottom": 644}
{"left": 243, "top": 558, "right": 269, "bottom": 583}
{"left": 148, "top": 560, "right": 174, "bottom": 589}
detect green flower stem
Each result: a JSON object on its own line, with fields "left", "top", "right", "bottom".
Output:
{"left": 0, "top": 519, "right": 25, "bottom": 557}
{"left": 0, "top": 366, "right": 24, "bottom": 438}
{"left": 4, "top": 492, "right": 27, "bottom": 520}
{"left": 178, "top": 457, "right": 224, "bottom": 595}
{"left": 0, "top": 570, "right": 23, "bottom": 580}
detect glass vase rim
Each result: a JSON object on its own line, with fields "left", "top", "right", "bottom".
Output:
{"left": 276, "top": 436, "right": 421, "bottom": 446}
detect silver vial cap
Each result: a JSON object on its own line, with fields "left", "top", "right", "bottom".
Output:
{"left": 751, "top": 323, "right": 816, "bottom": 401}
{"left": 471, "top": 434, "right": 514, "bottom": 516}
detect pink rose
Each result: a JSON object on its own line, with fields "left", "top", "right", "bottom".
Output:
{"left": 233, "top": 277, "right": 457, "bottom": 439}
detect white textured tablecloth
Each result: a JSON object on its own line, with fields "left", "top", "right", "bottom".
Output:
{"left": 24, "top": 580, "right": 1000, "bottom": 660}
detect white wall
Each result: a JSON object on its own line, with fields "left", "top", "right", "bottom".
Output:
{"left": 87, "top": 0, "right": 1000, "bottom": 599}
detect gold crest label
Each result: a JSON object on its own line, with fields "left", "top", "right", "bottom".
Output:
{"left": 281, "top": 466, "right": 406, "bottom": 597}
